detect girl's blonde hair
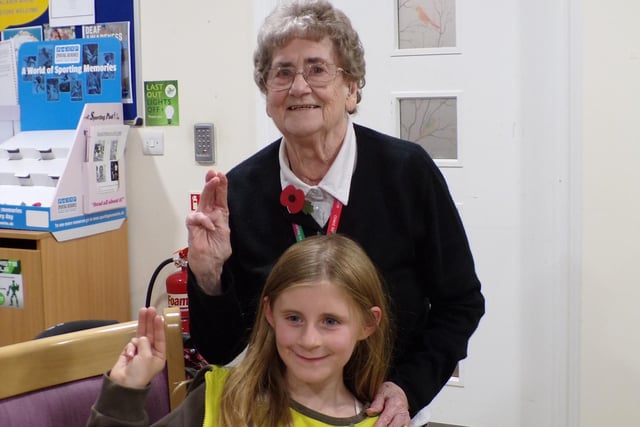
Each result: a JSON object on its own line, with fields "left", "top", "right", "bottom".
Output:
{"left": 218, "top": 234, "right": 392, "bottom": 427}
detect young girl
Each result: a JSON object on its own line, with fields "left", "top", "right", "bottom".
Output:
{"left": 88, "top": 234, "right": 393, "bottom": 427}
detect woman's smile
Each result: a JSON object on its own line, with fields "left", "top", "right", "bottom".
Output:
{"left": 287, "top": 104, "right": 320, "bottom": 110}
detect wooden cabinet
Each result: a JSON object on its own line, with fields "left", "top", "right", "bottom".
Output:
{"left": 0, "top": 222, "right": 130, "bottom": 346}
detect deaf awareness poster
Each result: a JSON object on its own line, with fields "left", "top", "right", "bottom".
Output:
{"left": 17, "top": 37, "right": 122, "bottom": 131}
{"left": 82, "top": 21, "right": 133, "bottom": 104}
{"left": 0, "top": 259, "right": 23, "bottom": 310}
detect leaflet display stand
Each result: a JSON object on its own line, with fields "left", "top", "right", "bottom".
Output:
{"left": 1, "top": 36, "right": 127, "bottom": 241}
{"left": 0, "top": 102, "right": 128, "bottom": 241}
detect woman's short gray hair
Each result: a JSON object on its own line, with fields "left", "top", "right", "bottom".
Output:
{"left": 253, "top": 0, "right": 366, "bottom": 106}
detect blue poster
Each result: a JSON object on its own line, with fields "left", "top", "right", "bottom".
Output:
{"left": 17, "top": 38, "right": 122, "bottom": 131}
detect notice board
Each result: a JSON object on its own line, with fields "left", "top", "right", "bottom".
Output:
{"left": 0, "top": 0, "right": 141, "bottom": 123}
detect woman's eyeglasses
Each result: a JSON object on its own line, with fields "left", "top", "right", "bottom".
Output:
{"left": 265, "top": 62, "right": 346, "bottom": 91}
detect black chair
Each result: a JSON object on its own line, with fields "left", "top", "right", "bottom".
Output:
{"left": 35, "top": 320, "right": 118, "bottom": 339}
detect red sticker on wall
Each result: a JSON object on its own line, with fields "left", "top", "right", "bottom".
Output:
{"left": 190, "top": 193, "right": 200, "bottom": 212}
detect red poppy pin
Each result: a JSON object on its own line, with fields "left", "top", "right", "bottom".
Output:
{"left": 280, "top": 185, "right": 313, "bottom": 214}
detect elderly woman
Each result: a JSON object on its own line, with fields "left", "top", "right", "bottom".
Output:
{"left": 186, "top": 1, "right": 484, "bottom": 426}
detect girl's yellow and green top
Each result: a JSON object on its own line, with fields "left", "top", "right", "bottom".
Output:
{"left": 202, "top": 366, "right": 378, "bottom": 427}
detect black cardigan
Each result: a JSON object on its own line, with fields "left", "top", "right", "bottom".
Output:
{"left": 187, "top": 123, "right": 485, "bottom": 415}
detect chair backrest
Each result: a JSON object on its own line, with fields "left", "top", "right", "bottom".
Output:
{"left": 0, "top": 307, "right": 186, "bottom": 426}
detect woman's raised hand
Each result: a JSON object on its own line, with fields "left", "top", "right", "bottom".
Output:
{"left": 185, "top": 170, "right": 232, "bottom": 295}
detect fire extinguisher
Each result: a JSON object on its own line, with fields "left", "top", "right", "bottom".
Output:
{"left": 145, "top": 247, "right": 190, "bottom": 334}
{"left": 166, "top": 248, "right": 190, "bottom": 333}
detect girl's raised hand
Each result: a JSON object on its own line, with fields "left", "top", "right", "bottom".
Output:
{"left": 109, "top": 307, "right": 166, "bottom": 389}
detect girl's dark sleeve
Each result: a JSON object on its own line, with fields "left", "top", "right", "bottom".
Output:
{"left": 88, "top": 369, "right": 209, "bottom": 427}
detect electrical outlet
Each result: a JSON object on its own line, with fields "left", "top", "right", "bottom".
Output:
{"left": 194, "top": 123, "right": 214, "bottom": 163}
{"left": 142, "top": 129, "right": 164, "bottom": 155}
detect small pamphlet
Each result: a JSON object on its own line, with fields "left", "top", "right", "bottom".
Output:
{"left": 83, "top": 123, "right": 128, "bottom": 213}
{"left": 0, "top": 38, "right": 20, "bottom": 142}
{"left": 0, "top": 39, "right": 18, "bottom": 106}
{"left": 0, "top": 259, "right": 23, "bottom": 310}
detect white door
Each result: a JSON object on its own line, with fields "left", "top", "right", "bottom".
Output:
{"left": 254, "top": 1, "right": 577, "bottom": 425}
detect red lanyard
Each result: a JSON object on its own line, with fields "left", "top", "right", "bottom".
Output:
{"left": 292, "top": 198, "right": 343, "bottom": 241}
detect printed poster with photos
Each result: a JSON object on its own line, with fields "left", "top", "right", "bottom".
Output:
{"left": 17, "top": 37, "right": 122, "bottom": 131}
{"left": 84, "top": 124, "right": 128, "bottom": 214}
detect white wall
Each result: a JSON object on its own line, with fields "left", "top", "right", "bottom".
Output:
{"left": 582, "top": 1, "right": 640, "bottom": 425}
{"left": 126, "top": 1, "right": 258, "bottom": 309}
